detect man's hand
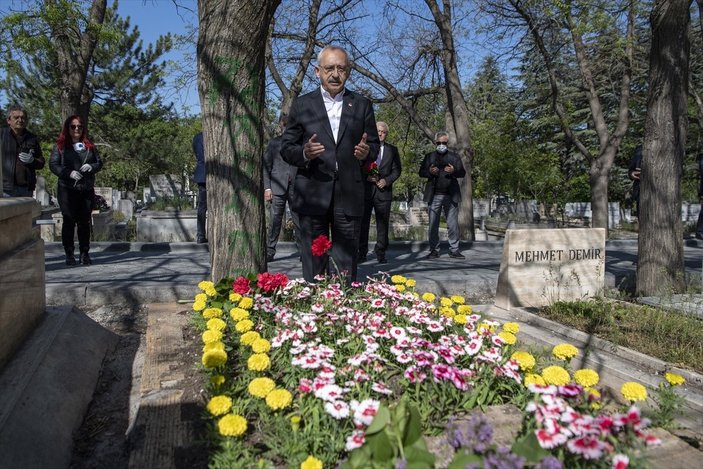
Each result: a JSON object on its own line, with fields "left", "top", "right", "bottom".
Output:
{"left": 18, "top": 152, "right": 34, "bottom": 164}
{"left": 264, "top": 189, "right": 273, "bottom": 202}
{"left": 69, "top": 170, "right": 83, "bottom": 181}
{"left": 429, "top": 165, "right": 439, "bottom": 175}
{"left": 376, "top": 178, "right": 387, "bottom": 189}
{"left": 630, "top": 168, "right": 641, "bottom": 181}
{"left": 304, "top": 134, "right": 325, "bottom": 160}
{"left": 354, "top": 132, "right": 369, "bottom": 160}
{"left": 444, "top": 163, "right": 455, "bottom": 174}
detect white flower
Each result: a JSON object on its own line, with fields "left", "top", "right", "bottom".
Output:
{"left": 351, "top": 399, "right": 380, "bottom": 427}
{"left": 324, "top": 400, "right": 350, "bottom": 419}
{"left": 314, "top": 384, "right": 346, "bottom": 402}
{"left": 345, "top": 430, "right": 366, "bottom": 451}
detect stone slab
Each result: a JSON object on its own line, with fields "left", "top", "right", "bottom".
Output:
{"left": 136, "top": 210, "right": 197, "bottom": 242}
{"left": 0, "top": 306, "right": 118, "bottom": 469}
{"left": 495, "top": 228, "right": 606, "bottom": 310}
{"left": 148, "top": 174, "right": 183, "bottom": 199}
{"left": 0, "top": 197, "right": 39, "bottom": 253}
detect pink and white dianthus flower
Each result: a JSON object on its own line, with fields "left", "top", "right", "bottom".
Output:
{"left": 298, "top": 378, "right": 313, "bottom": 393}
{"left": 395, "top": 353, "right": 412, "bottom": 364}
{"left": 371, "top": 298, "right": 386, "bottom": 308}
{"left": 324, "top": 400, "right": 350, "bottom": 419}
{"left": 345, "top": 430, "right": 366, "bottom": 451}
{"left": 611, "top": 454, "right": 629, "bottom": 469}
{"left": 351, "top": 399, "right": 380, "bottom": 427}
{"left": 314, "top": 384, "right": 346, "bottom": 402}
{"left": 372, "top": 381, "right": 393, "bottom": 395}
{"left": 464, "top": 338, "right": 483, "bottom": 356}
{"left": 566, "top": 435, "right": 606, "bottom": 459}
{"left": 404, "top": 366, "right": 427, "bottom": 383}
{"left": 426, "top": 321, "right": 445, "bottom": 332}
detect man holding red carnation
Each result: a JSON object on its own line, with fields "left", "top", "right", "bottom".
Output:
{"left": 281, "top": 46, "right": 379, "bottom": 283}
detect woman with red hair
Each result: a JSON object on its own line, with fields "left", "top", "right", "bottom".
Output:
{"left": 49, "top": 115, "right": 103, "bottom": 265}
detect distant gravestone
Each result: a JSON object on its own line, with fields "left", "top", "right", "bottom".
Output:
{"left": 495, "top": 228, "right": 606, "bottom": 310}
{"left": 473, "top": 198, "right": 490, "bottom": 218}
{"left": 149, "top": 175, "right": 183, "bottom": 200}
{"left": 94, "top": 187, "right": 113, "bottom": 208}
{"left": 117, "top": 199, "right": 134, "bottom": 220}
{"left": 34, "top": 176, "right": 50, "bottom": 207}
{"left": 682, "top": 203, "right": 701, "bottom": 223}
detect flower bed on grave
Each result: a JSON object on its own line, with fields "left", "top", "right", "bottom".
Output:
{"left": 191, "top": 240, "right": 681, "bottom": 468}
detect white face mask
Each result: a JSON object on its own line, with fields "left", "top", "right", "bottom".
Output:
{"left": 436, "top": 144, "right": 448, "bottom": 154}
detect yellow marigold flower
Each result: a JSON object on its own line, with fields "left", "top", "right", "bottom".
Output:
{"left": 478, "top": 322, "right": 495, "bottom": 333}
{"left": 198, "top": 280, "right": 215, "bottom": 291}
{"left": 439, "top": 306, "right": 456, "bottom": 318}
{"left": 240, "top": 331, "right": 261, "bottom": 346}
{"left": 205, "top": 286, "right": 217, "bottom": 297}
{"left": 203, "top": 307, "right": 223, "bottom": 319}
{"left": 405, "top": 278, "right": 416, "bottom": 288}
{"left": 665, "top": 372, "right": 685, "bottom": 386}
{"left": 524, "top": 373, "right": 546, "bottom": 387}
{"left": 300, "top": 455, "right": 323, "bottom": 469}
{"left": 542, "top": 366, "right": 571, "bottom": 386}
{"left": 291, "top": 415, "right": 301, "bottom": 426}
{"left": 230, "top": 307, "right": 249, "bottom": 321}
{"left": 511, "top": 351, "right": 536, "bottom": 371}
{"left": 203, "top": 341, "right": 225, "bottom": 353}
{"left": 587, "top": 387, "right": 602, "bottom": 409}
{"left": 202, "top": 349, "right": 227, "bottom": 368}
{"left": 235, "top": 319, "right": 254, "bottom": 333}
{"left": 498, "top": 331, "right": 516, "bottom": 345}
{"left": 502, "top": 322, "right": 520, "bottom": 334}
{"left": 195, "top": 293, "right": 207, "bottom": 303}
{"left": 248, "top": 377, "right": 276, "bottom": 398}
{"left": 621, "top": 382, "right": 647, "bottom": 402}
{"left": 207, "top": 318, "right": 227, "bottom": 332}
{"left": 453, "top": 314, "right": 467, "bottom": 325}
{"left": 395, "top": 284, "right": 406, "bottom": 292}
{"left": 457, "top": 304, "right": 472, "bottom": 314}
{"left": 238, "top": 297, "right": 254, "bottom": 310}
{"left": 552, "top": 343, "right": 579, "bottom": 361}
{"left": 229, "top": 292, "right": 242, "bottom": 302}
{"left": 210, "top": 375, "right": 225, "bottom": 387}
{"left": 412, "top": 292, "right": 420, "bottom": 299}
{"left": 574, "top": 369, "right": 600, "bottom": 387}
{"left": 193, "top": 300, "right": 206, "bottom": 312}
{"left": 265, "top": 388, "right": 293, "bottom": 410}
{"left": 251, "top": 338, "right": 271, "bottom": 354}
{"left": 451, "top": 295, "right": 465, "bottom": 304}
{"left": 391, "top": 275, "right": 407, "bottom": 284}
{"left": 206, "top": 395, "right": 232, "bottom": 416}
{"left": 421, "top": 292, "right": 436, "bottom": 303}
{"left": 218, "top": 414, "right": 247, "bottom": 437}
{"left": 202, "top": 329, "right": 223, "bottom": 344}
{"left": 248, "top": 353, "right": 270, "bottom": 372}
{"left": 440, "top": 297, "right": 453, "bottom": 307}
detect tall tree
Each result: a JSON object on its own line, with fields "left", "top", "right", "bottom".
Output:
{"left": 198, "top": 0, "right": 281, "bottom": 280}
{"left": 637, "top": 0, "right": 690, "bottom": 294}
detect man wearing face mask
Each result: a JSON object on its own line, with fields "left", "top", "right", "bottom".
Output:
{"left": 419, "top": 131, "right": 466, "bottom": 259}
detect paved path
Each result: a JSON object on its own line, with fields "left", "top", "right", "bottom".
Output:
{"left": 45, "top": 239, "right": 703, "bottom": 308}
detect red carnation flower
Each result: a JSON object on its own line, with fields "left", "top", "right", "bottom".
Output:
{"left": 311, "top": 234, "right": 332, "bottom": 257}
{"left": 257, "top": 272, "right": 289, "bottom": 293}
{"left": 232, "top": 276, "right": 251, "bottom": 295}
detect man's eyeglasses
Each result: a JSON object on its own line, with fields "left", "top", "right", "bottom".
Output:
{"left": 319, "top": 65, "right": 348, "bottom": 75}
{"left": 436, "top": 141, "right": 448, "bottom": 145}
{"left": 70, "top": 125, "right": 83, "bottom": 130}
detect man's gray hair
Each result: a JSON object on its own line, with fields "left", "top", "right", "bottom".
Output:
{"left": 7, "top": 104, "right": 27, "bottom": 117}
{"left": 377, "top": 121, "right": 389, "bottom": 132}
{"left": 317, "top": 45, "right": 350, "bottom": 65}
{"left": 434, "top": 131, "right": 449, "bottom": 141}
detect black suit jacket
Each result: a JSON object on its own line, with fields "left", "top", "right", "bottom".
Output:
{"left": 280, "top": 88, "right": 379, "bottom": 217}
{"left": 364, "top": 142, "right": 401, "bottom": 202}
{"left": 419, "top": 150, "right": 466, "bottom": 204}
{"left": 263, "top": 135, "right": 296, "bottom": 196}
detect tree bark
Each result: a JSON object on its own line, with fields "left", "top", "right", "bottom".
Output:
{"left": 198, "top": 0, "right": 281, "bottom": 280}
{"left": 637, "top": 0, "right": 690, "bottom": 295}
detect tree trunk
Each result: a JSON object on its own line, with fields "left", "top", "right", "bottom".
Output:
{"left": 198, "top": 0, "right": 281, "bottom": 281}
{"left": 589, "top": 160, "right": 610, "bottom": 229}
{"left": 637, "top": 0, "right": 689, "bottom": 295}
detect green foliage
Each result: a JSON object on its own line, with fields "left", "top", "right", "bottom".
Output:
{"left": 649, "top": 380, "right": 687, "bottom": 429}
{"left": 146, "top": 195, "right": 194, "bottom": 211}
{"left": 343, "top": 397, "right": 435, "bottom": 469}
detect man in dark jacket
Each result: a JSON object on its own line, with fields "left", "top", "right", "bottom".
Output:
{"left": 419, "top": 131, "right": 466, "bottom": 259}
{"left": 1, "top": 105, "right": 45, "bottom": 197}
{"left": 192, "top": 132, "right": 207, "bottom": 243}
{"left": 358, "top": 121, "right": 401, "bottom": 264}
{"left": 264, "top": 115, "right": 300, "bottom": 262}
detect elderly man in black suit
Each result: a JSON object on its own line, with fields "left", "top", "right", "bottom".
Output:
{"left": 358, "top": 121, "right": 401, "bottom": 264}
{"left": 281, "top": 45, "right": 379, "bottom": 283}
{"left": 263, "top": 115, "right": 300, "bottom": 261}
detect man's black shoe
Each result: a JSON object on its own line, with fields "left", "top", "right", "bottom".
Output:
{"left": 266, "top": 254, "right": 275, "bottom": 262}
{"left": 426, "top": 250, "right": 439, "bottom": 259}
{"left": 449, "top": 251, "right": 466, "bottom": 259}
{"left": 377, "top": 256, "right": 387, "bottom": 264}
{"left": 80, "top": 252, "right": 92, "bottom": 265}
{"left": 196, "top": 237, "right": 208, "bottom": 244}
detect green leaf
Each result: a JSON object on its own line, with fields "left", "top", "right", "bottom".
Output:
{"left": 368, "top": 430, "right": 394, "bottom": 462}
{"left": 401, "top": 404, "right": 423, "bottom": 447}
{"left": 511, "top": 432, "right": 551, "bottom": 464}
{"left": 403, "top": 445, "right": 435, "bottom": 466}
{"left": 366, "top": 405, "right": 391, "bottom": 435}
{"left": 447, "top": 451, "right": 483, "bottom": 469}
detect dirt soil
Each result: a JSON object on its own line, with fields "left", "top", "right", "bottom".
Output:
{"left": 69, "top": 304, "right": 208, "bottom": 469}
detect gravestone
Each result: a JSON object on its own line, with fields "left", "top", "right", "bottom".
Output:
{"left": 149, "top": 174, "right": 183, "bottom": 200}
{"left": 564, "top": 202, "right": 621, "bottom": 228}
{"left": 473, "top": 198, "right": 490, "bottom": 218}
{"left": 682, "top": 203, "right": 701, "bottom": 223}
{"left": 34, "top": 176, "right": 50, "bottom": 207}
{"left": 495, "top": 228, "right": 606, "bottom": 310}
{"left": 117, "top": 199, "right": 134, "bottom": 221}
{"left": 93, "top": 187, "right": 113, "bottom": 209}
